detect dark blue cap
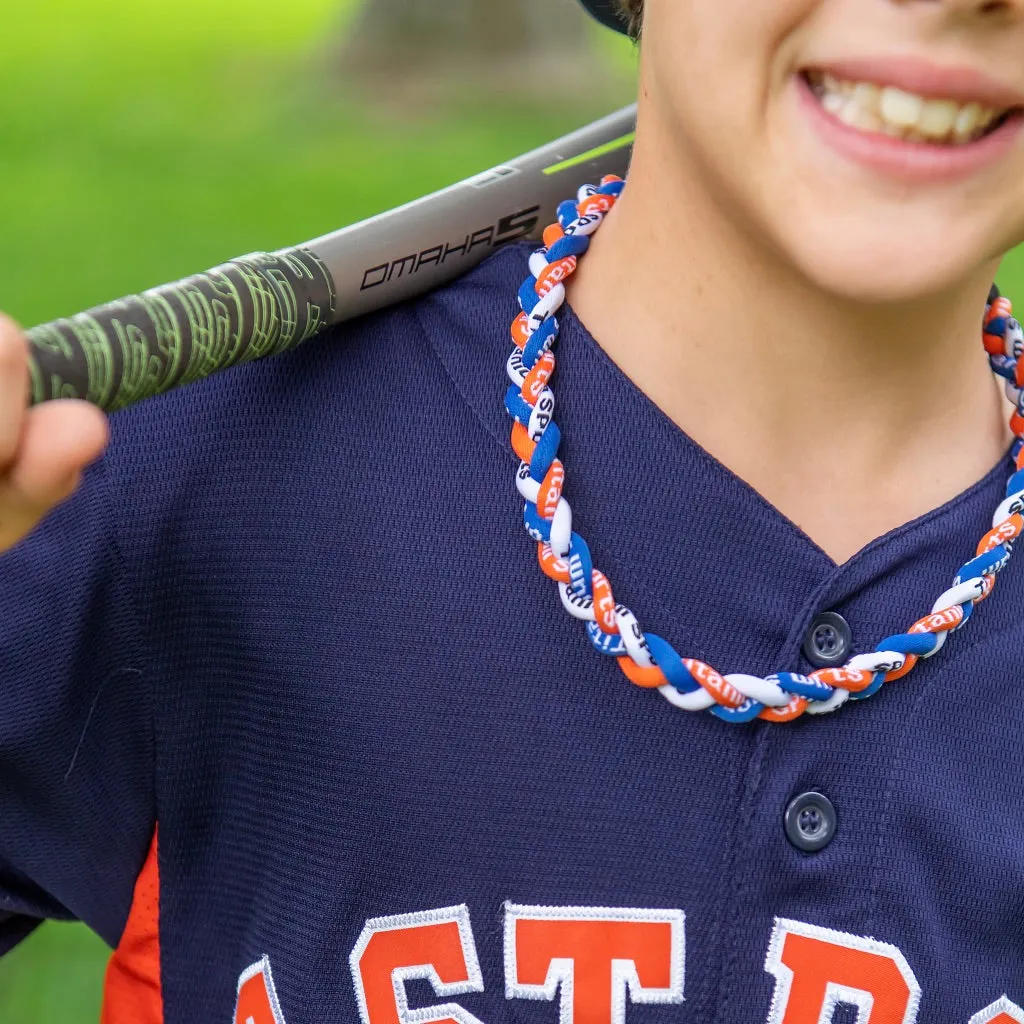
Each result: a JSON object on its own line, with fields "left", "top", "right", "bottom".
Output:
{"left": 578, "top": 0, "right": 630, "bottom": 34}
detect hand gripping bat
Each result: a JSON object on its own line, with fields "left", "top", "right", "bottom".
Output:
{"left": 25, "top": 106, "right": 636, "bottom": 413}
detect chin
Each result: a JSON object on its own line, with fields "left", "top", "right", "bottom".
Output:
{"left": 778, "top": 216, "right": 1008, "bottom": 305}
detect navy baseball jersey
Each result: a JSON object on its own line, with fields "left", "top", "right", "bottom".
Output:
{"left": 1, "top": 242, "right": 1023, "bottom": 1024}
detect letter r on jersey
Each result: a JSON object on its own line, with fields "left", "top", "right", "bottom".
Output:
{"left": 503, "top": 903, "right": 685, "bottom": 1024}
{"left": 234, "top": 957, "right": 288, "bottom": 1024}
{"left": 764, "top": 919, "right": 922, "bottom": 1024}
{"left": 349, "top": 904, "right": 485, "bottom": 1024}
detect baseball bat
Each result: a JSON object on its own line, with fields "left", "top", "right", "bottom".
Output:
{"left": 25, "top": 105, "right": 636, "bottom": 412}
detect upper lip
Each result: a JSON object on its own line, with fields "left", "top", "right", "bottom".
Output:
{"left": 804, "top": 57, "right": 1024, "bottom": 111}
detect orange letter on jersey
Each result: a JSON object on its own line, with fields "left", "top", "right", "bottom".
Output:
{"left": 764, "top": 919, "right": 921, "bottom": 1024}
{"left": 504, "top": 904, "right": 685, "bottom": 1024}
{"left": 349, "top": 905, "right": 485, "bottom": 1024}
{"left": 969, "top": 996, "right": 1024, "bottom": 1023}
{"left": 234, "top": 957, "right": 288, "bottom": 1024}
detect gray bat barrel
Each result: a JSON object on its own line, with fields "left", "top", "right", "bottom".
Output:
{"left": 26, "top": 105, "right": 636, "bottom": 412}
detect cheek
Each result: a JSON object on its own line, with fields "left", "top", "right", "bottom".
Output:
{"left": 643, "top": 0, "right": 816, "bottom": 91}
{"left": 644, "top": 0, "right": 814, "bottom": 57}
{"left": 641, "top": 0, "right": 816, "bottom": 201}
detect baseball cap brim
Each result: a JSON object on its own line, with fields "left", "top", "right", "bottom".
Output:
{"left": 577, "top": 0, "right": 630, "bottom": 34}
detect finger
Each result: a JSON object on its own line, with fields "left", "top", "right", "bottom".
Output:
{"left": 4, "top": 400, "right": 109, "bottom": 509}
{"left": 0, "top": 316, "right": 29, "bottom": 471}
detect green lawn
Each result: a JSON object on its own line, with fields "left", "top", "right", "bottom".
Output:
{"left": 0, "top": 924, "right": 111, "bottom": 1021}
{"left": 0, "top": 0, "right": 635, "bottom": 329}
{"left": 0, "top": 0, "right": 634, "bottom": 1019}
{"left": 1, "top": 1, "right": 1022, "bottom": 1020}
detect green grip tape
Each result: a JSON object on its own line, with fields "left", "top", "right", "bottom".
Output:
{"left": 26, "top": 247, "right": 337, "bottom": 412}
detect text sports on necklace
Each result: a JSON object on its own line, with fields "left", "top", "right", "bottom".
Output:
{"left": 505, "top": 175, "right": 1024, "bottom": 724}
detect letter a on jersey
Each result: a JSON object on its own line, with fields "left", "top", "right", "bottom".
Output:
{"left": 503, "top": 903, "right": 685, "bottom": 1024}
{"left": 234, "top": 957, "right": 288, "bottom": 1024}
{"left": 349, "top": 904, "right": 485, "bottom": 1024}
{"left": 764, "top": 919, "right": 921, "bottom": 1024}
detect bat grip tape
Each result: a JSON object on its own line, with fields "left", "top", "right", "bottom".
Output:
{"left": 25, "top": 247, "right": 337, "bottom": 412}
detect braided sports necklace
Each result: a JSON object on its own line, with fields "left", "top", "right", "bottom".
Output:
{"left": 505, "top": 174, "right": 1024, "bottom": 724}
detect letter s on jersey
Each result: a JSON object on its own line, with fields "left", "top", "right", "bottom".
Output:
{"left": 503, "top": 903, "right": 685, "bottom": 1024}
{"left": 764, "top": 919, "right": 922, "bottom": 1024}
{"left": 349, "top": 904, "right": 485, "bottom": 1024}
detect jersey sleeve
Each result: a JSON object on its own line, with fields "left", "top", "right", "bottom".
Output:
{"left": 0, "top": 453, "right": 155, "bottom": 955}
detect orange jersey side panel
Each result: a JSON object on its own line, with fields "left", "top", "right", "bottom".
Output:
{"left": 102, "top": 828, "right": 163, "bottom": 1024}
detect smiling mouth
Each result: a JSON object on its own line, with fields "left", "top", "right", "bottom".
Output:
{"left": 801, "top": 69, "right": 1018, "bottom": 146}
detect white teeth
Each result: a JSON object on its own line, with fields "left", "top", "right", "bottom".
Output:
{"left": 917, "top": 98, "right": 959, "bottom": 136}
{"left": 822, "top": 72, "right": 844, "bottom": 95}
{"left": 837, "top": 99, "right": 883, "bottom": 133}
{"left": 851, "top": 82, "right": 882, "bottom": 115}
{"left": 807, "top": 71, "right": 1008, "bottom": 144}
{"left": 821, "top": 91, "right": 846, "bottom": 115}
{"left": 880, "top": 86, "right": 923, "bottom": 127}
{"left": 953, "top": 101, "right": 983, "bottom": 143}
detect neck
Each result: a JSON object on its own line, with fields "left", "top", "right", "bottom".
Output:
{"left": 565, "top": 120, "right": 1012, "bottom": 564}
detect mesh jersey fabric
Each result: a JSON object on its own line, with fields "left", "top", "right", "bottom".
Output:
{"left": 1, "top": 241, "right": 1023, "bottom": 1022}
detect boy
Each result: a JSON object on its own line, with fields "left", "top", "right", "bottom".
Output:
{"left": 2, "top": 0, "right": 1024, "bottom": 1020}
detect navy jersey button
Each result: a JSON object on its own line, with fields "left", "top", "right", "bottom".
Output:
{"left": 802, "top": 612, "right": 853, "bottom": 668}
{"left": 784, "top": 791, "right": 838, "bottom": 852}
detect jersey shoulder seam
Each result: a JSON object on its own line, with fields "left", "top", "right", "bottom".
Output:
{"left": 409, "top": 289, "right": 516, "bottom": 464}
{"left": 91, "top": 455, "right": 159, "bottom": 867}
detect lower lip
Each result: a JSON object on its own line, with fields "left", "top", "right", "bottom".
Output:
{"left": 794, "top": 73, "right": 1024, "bottom": 184}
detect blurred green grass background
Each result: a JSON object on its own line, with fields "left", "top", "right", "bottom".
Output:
{"left": 0, "top": 0, "right": 633, "bottom": 1020}
{"left": 1, "top": 0, "right": 1023, "bottom": 1020}
{"left": 0, "top": 0, "right": 634, "bottom": 328}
